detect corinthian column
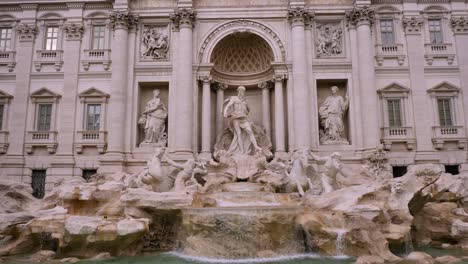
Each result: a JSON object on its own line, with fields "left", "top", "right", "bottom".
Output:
{"left": 345, "top": 6, "right": 379, "bottom": 150}
{"left": 170, "top": 8, "right": 196, "bottom": 157}
{"left": 258, "top": 82, "right": 272, "bottom": 139}
{"left": 288, "top": 7, "right": 312, "bottom": 150}
{"left": 199, "top": 74, "right": 212, "bottom": 157}
{"left": 215, "top": 83, "right": 228, "bottom": 137}
{"left": 101, "top": 11, "right": 138, "bottom": 170}
{"left": 273, "top": 74, "right": 287, "bottom": 154}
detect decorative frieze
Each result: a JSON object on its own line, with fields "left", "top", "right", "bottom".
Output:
{"left": 63, "top": 23, "right": 84, "bottom": 41}
{"left": 451, "top": 16, "right": 468, "bottom": 34}
{"left": 287, "top": 7, "right": 313, "bottom": 26}
{"left": 16, "top": 23, "right": 37, "bottom": 42}
{"left": 108, "top": 11, "right": 138, "bottom": 31}
{"left": 402, "top": 16, "right": 424, "bottom": 35}
{"left": 345, "top": 6, "right": 375, "bottom": 27}
{"left": 169, "top": 8, "right": 196, "bottom": 31}
{"left": 141, "top": 25, "right": 169, "bottom": 59}
{"left": 316, "top": 22, "right": 343, "bottom": 57}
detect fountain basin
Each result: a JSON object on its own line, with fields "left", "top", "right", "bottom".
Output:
{"left": 177, "top": 206, "right": 306, "bottom": 259}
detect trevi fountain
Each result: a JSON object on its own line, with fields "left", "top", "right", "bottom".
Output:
{"left": 0, "top": 0, "right": 468, "bottom": 264}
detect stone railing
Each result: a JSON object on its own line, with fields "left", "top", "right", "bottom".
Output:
{"left": 0, "top": 51, "right": 16, "bottom": 72}
{"left": 34, "top": 50, "right": 64, "bottom": 71}
{"left": 25, "top": 131, "right": 58, "bottom": 154}
{"left": 432, "top": 126, "right": 466, "bottom": 149}
{"left": 424, "top": 43, "right": 455, "bottom": 65}
{"left": 82, "top": 49, "right": 111, "bottom": 71}
{"left": 0, "top": 131, "right": 9, "bottom": 154}
{"left": 75, "top": 130, "right": 107, "bottom": 154}
{"left": 381, "top": 127, "right": 415, "bottom": 150}
{"left": 375, "top": 44, "right": 405, "bottom": 66}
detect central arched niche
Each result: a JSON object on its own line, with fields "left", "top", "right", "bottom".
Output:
{"left": 210, "top": 32, "right": 274, "bottom": 85}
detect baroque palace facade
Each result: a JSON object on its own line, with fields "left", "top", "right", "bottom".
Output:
{"left": 0, "top": 0, "right": 468, "bottom": 196}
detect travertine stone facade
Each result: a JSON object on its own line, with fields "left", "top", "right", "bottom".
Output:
{"left": 0, "top": 0, "right": 468, "bottom": 191}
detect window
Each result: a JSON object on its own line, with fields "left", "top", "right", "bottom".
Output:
{"left": 428, "top": 19, "right": 443, "bottom": 44}
{"left": 387, "top": 99, "right": 402, "bottom": 127}
{"left": 45, "top": 26, "right": 59, "bottom": 50}
{"left": 437, "top": 98, "right": 453, "bottom": 127}
{"left": 31, "top": 169, "right": 46, "bottom": 199}
{"left": 86, "top": 104, "right": 101, "bottom": 131}
{"left": 0, "top": 104, "right": 4, "bottom": 130}
{"left": 380, "top": 19, "right": 395, "bottom": 45}
{"left": 37, "top": 104, "right": 52, "bottom": 131}
{"left": 82, "top": 169, "right": 97, "bottom": 182}
{"left": 445, "top": 165, "right": 459, "bottom": 175}
{"left": 91, "top": 25, "right": 105, "bottom": 50}
{"left": 0, "top": 28, "right": 12, "bottom": 51}
{"left": 392, "top": 166, "right": 407, "bottom": 178}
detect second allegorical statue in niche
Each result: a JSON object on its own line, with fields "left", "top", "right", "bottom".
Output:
{"left": 319, "top": 86, "right": 349, "bottom": 144}
{"left": 138, "top": 89, "right": 168, "bottom": 146}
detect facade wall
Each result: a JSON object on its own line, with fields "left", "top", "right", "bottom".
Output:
{"left": 0, "top": 0, "right": 467, "bottom": 192}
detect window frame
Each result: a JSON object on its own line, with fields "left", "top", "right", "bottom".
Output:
{"left": 85, "top": 103, "right": 102, "bottom": 131}
{"left": 37, "top": 17, "right": 64, "bottom": 52}
{"left": 427, "top": 82, "right": 462, "bottom": 128}
{"left": 78, "top": 87, "right": 109, "bottom": 132}
{"left": 386, "top": 98, "right": 403, "bottom": 128}
{"left": 84, "top": 16, "right": 110, "bottom": 51}
{"left": 0, "top": 27, "right": 13, "bottom": 52}
{"left": 29, "top": 88, "right": 61, "bottom": 133}
{"left": 436, "top": 97, "right": 454, "bottom": 127}
{"left": 0, "top": 90, "right": 13, "bottom": 132}
{"left": 377, "top": 83, "right": 412, "bottom": 129}
{"left": 91, "top": 25, "right": 106, "bottom": 50}
{"left": 428, "top": 18, "right": 443, "bottom": 44}
{"left": 44, "top": 26, "right": 59, "bottom": 51}
{"left": 379, "top": 19, "right": 395, "bottom": 46}
{"left": 36, "top": 103, "right": 53, "bottom": 131}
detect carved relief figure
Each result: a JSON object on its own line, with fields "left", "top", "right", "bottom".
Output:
{"left": 319, "top": 86, "right": 349, "bottom": 144}
{"left": 222, "top": 86, "right": 262, "bottom": 155}
{"left": 310, "top": 152, "right": 346, "bottom": 194}
{"left": 142, "top": 26, "right": 169, "bottom": 59}
{"left": 164, "top": 154, "right": 208, "bottom": 193}
{"left": 138, "top": 89, "right": 168, "bottom": 145}
{"left": 316, "top": 23, "right": 343, "bottom": 57}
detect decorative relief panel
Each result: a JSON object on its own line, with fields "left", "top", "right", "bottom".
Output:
{"left": 141, "top": 25, "right": 169, "bottom": 60}
{"left": 315, "top": 22, "right": 343, "bottom": 58}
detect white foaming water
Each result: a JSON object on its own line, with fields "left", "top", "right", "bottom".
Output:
{"left": 334, "top": 228, "right": 347, "bottom": 258}
{"left": 168, "top": 252, "right": 326, "bottom": 263}
{"left": 404, "top": 232, "right": 414, "bottom": 255}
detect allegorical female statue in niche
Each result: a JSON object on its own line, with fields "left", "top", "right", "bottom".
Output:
{"left": 319, "top": 86, "right": 349, "bottom": 144}
{"left": 138, "top": 89, "right": 168, "bottom": 146}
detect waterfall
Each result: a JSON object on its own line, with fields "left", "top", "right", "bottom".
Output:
{"left": 335, "top": 229, "right": 347, "bottom": 257}
{"left": 404, "top": 232, "right": 414, "bottom": 255}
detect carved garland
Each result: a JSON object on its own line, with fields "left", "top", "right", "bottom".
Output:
{"left": 16, "top": 23, "right": 38, "bottom": 42}
{"left": 451, "top": 16, "right": 468, "bottom": 34}
{"left": 198, "top": 19, "right": 286, "bottom": 63}
{"left": 108, "top": 11, "right": 138, "bottom": 31}
{"left": 402, "top": 16, "right": 424, "bottom": 34}
{"left": 63, "top": 23, "right": 84, "bottom": 40}
{"left": 345, "top": 6, "right": 375, "bottom": 27}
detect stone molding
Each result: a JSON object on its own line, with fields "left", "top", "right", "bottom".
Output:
{"left": 63, "top": 23, "right": 84, "bottom": 41}
{"left": 345, "top": 6, "right": 375, "bottom": 27}
{"left": 108, "top": 11, "right": 138, "bottom": 31}
{"left": 170, "top": 8, "right": 196, "bottom": 31}
{"left": 198, "top": 19, "right": 286, "bottom": 63}
{"left": 402, "top": 16, "right": 424, "bottom": 35}
{"left": 287, "top": 7, "right": 313, "bottom": 26}
{"left": 15, "top": 23, "right": 37, "bottom": 42}
{"left": 450, "top": 16, "right": 468, "bottom": 35}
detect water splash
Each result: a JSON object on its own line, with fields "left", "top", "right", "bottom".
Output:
{"left": 404, "top": 232, "right": 414, "bottom": 255}
{"left": 335, "top": 229, "right": 347, "bottom": 257}
{"left": 168, "top": 252, "right": 324, "bottom": 263}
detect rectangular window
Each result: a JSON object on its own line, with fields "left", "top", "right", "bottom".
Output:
{"left": 0, "top": 28, "right": 12, "bottom": 51}
{"left": 387, "top": 99, "right": 402, "bottom": 127}
{"left": 0, "top": 104, "right": 4, "bottom": 130}
{"left": 37, "top": 104, "right": 52, "bottom": 131}
{"left": 86, "top": 104, "right": 101, "bottom": 131}
{"left": 91, "top": 25, "right": 106, "bottom": 50}
{"left": 380, "top": 19, "right": 395, "bottom": 45}
{"left": 437, "top": 98, "right": 453, "bottom": 127}
{"left": 31, "top": 169, "right": 46, "bottom": 199}
{"left": 45, "top": 26, "right": 59, "bottom": 51}
{"left": 82, "top": 169, "right": 97, "bottom": 182}
{"left": 428, "top": 19, "right": 443, "bottom": 44}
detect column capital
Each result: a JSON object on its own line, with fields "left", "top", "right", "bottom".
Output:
{"left": 451, "top": 16, "right": 468, "bottom": 35}
{"left": 402, "top": 16, "right": 424, "bottom": 35}
{"left": 273, "top": 73, "right": 288, "bottom": 82}
{"left": 214, "top": 82, "right": 228, "bottom": 91}
{"left": 198, "top": 75, "right": 212, "bottom": 83}
{"left": 345, "top": 6, "right": 375, "bottom": 27}
{"left": 287, "top": 7, "right": 313, "bottom": 27}
{"left": 108, "top": 10, "right": 138, "bottom": 31}
{"left": 170, "top": 8, "right": 196, "bottom": 31}
{"left": 258, "top": 82, "right": 273, "bottom": 90}
{"left": 63, "top": 22, "right": 84, "bottom": 41}
{"left": 16, "top": 23, "right": 37, "bottom": 42}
